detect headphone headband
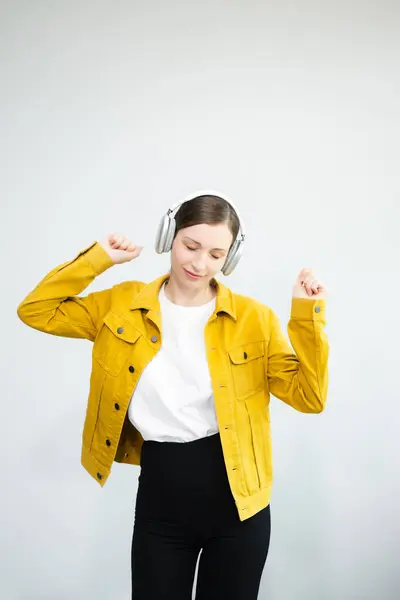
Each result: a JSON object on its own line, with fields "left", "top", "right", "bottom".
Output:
{"left": 167, "top": 190, "right": 246, "bottom": 238}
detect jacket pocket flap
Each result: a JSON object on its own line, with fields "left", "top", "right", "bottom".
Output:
{"left": 228, "top": 341, "right": 265, "bottom": 364}
{"left": 102, "top": 312, "right": 141, "bottom": 344}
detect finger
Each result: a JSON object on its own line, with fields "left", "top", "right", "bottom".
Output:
{"left": 306, "top": 285, "right": 313, "bottom": 296}
{"left": 303, "top": 279, "right": 314, "bottom": 295}
{"left": 113, "top": 235, "right": 124, "bottom": 248}
{"left": 302, "top": 275, "right": 317, "bottom": 286}
{"left": 127, "top": 244, "right": 142, "bottom": 253}
{"left": 130, "top": 245, "right": 144, "bottom": 257}
{"left": 119, "top": 239, "right": 131, "bottom": 251}
{"left": 110, "top": 234, "right": 119, "bottom": 247}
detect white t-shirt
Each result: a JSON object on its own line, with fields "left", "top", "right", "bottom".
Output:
{"left": 127, "top": 282, "right": 218, "bottom": 442}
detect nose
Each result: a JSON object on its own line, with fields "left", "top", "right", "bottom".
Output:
{"left": 191, "top": 265, "right": 204, "bottom": 274}
{"left": 191, "top": 257, "right": 206, "bottom": 273}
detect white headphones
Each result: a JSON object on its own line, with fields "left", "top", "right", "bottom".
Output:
{"left": 155, "top": 189, "right": 245, "bottom": 276}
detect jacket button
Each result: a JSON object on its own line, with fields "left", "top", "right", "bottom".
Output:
{"left": 129, "top": 365, "right": 135, "bottom": 373}
{"left": 243, "top": 351, "right": 248, "bottom": 359}
{"left": 151, "top": 335, "right": 158, "bottom": 343}
{"left": 106, "top": 439, "right": 111, "bottom": 446}
{"left": 117, "top": 327, "right": 124, "bottom": 334}
{"left": 114, "top": 403, "right": 120, "bottom": 410}
{"left": 97, "top": 473, "right": 102, "bottom": 480}
{"left": 315, "top": 306, "right": 321, "bottom": 313}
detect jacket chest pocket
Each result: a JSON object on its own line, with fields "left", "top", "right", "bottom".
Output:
{"left": 93, "top": 312, "right": 141, "bottom": 377}
{"left": 228, "top": 341, "right": 266, "bottom": 401}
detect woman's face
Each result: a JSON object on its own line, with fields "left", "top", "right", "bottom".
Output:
{"left": 170, "top": 222, "right": 234, "bottom": 286}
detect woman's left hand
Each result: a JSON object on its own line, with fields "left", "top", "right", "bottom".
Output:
{"left": 292, "top": 268, "right": 327, "bottom": 300}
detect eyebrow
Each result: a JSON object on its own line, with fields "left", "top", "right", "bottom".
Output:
{"left": 183, "top": 237, "right": 228, "bottom": 253}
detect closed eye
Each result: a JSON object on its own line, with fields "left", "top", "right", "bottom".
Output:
{"left": 186, "top": 246, "right": 222, "bottom": 260}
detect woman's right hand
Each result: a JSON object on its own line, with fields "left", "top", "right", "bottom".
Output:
{"left": 98, "top": 233, "right": 144, "bottom": 265}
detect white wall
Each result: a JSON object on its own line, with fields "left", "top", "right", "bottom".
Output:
{"left": 2, "top": 1, "right": 400, "bottom": 598}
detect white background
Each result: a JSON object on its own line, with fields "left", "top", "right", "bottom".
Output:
{"left": 3, "top": 1, "right": 400, "bottom": 598}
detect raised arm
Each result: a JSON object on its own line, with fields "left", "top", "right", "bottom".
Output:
{"left": 266, "top": 297, "right": 329, "bottom": 413}
{"left": 17, "top": 235, "right": 143, "bottom": 341}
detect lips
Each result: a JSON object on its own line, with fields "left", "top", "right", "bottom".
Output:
{"left": 184, "top": 268, "right": 202, "bottom": 279}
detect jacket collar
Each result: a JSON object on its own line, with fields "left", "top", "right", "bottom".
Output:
{"left": 129, "top": 272, "right": 237, "bottom": 321}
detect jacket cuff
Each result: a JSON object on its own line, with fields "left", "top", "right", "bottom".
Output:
{"left": 77, "top": 242, "right": 115, "bottom": 275}
{"left": 290, "top": 297, "right": 326, "bottom": 321}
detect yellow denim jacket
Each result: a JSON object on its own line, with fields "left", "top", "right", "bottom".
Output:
{"left": 17, "top": 241, "right": 329, "bottom": 522}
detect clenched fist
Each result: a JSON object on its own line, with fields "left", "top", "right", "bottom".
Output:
{"left": 292, "top": 268, "right": 326, "bottom": 300}
{"left": 98, "top": 233, "right": 144, "bottom": 265}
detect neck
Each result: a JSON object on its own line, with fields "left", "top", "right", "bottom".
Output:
{"left": 164, "top": 273, "right": 216, "bottom": 307}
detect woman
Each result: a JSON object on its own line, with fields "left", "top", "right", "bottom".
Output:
{"left": 17, "top": 191, "right": 329, "bottom": 600}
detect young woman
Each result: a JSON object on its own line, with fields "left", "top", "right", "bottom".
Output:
{"left": 17, "top": 191, "right": 329, "bottom": 600}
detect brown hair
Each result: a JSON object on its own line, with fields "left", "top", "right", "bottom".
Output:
{"left": 174, "top": 195, "right": 240, "bottom": 248}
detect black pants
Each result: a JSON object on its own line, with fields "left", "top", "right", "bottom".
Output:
{"left": 131, "top": 431, "right": 271, "bottom": 599}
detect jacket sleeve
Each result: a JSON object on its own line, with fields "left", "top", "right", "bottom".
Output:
{"left": 266, "top": 297, "right": 329, "bottom": 413}
{"left": 17, "top": 242, "right": 115, "bottom": 342}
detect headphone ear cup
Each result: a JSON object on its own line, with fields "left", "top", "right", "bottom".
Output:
{"left": 222, "top": 239, "right": 243, "bottom": 276}
{"left": 155, "top": 215, "right": 170, "bottom": 254}
{"left": 163, "top": 218, "right": 176, "bottom": 252}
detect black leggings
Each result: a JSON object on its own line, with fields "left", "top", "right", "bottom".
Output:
{"left": 131, "top": 431, "right": 271, "bottom": 599}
